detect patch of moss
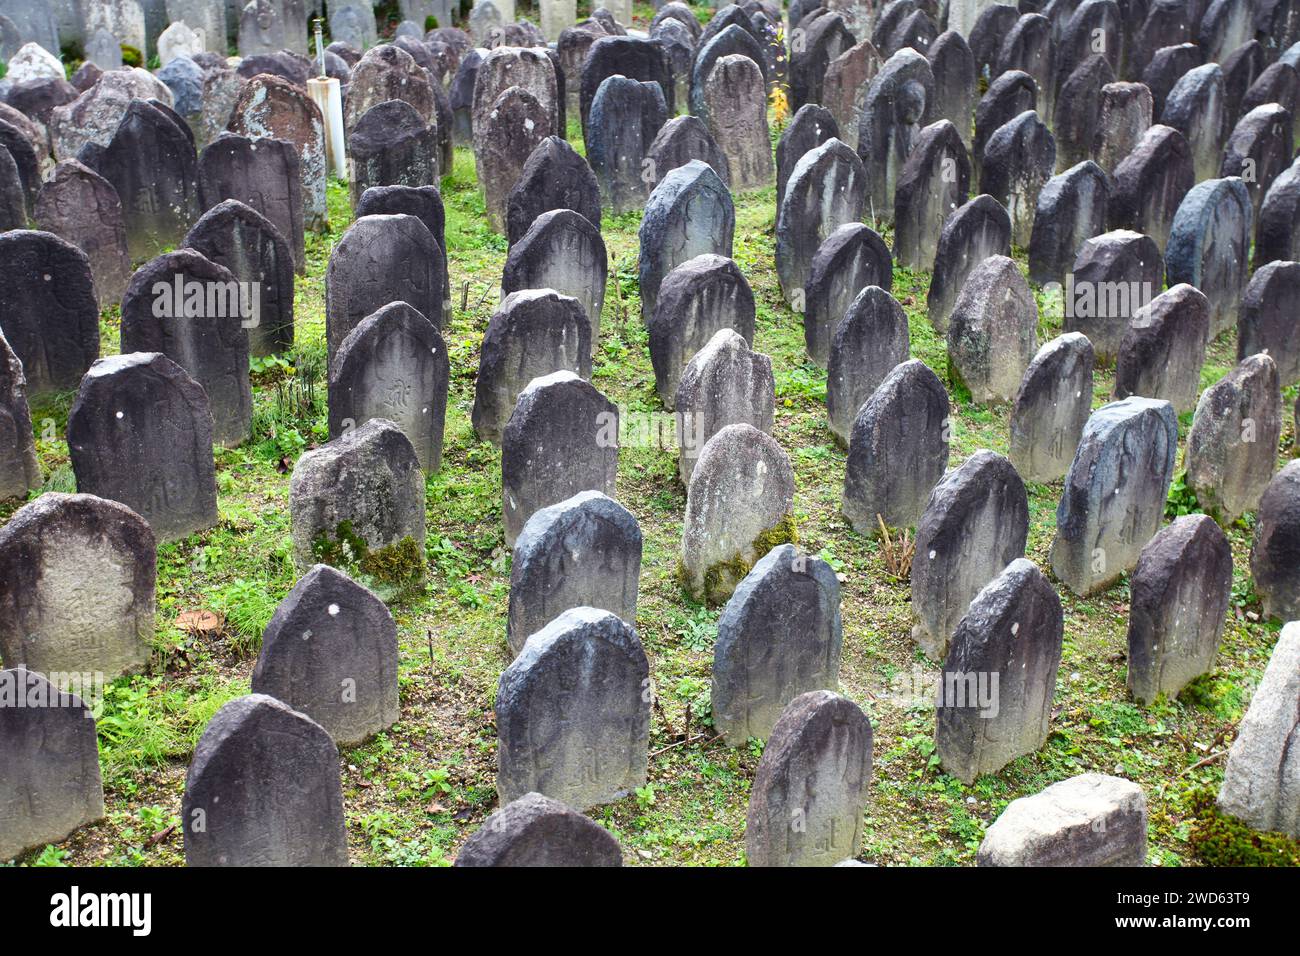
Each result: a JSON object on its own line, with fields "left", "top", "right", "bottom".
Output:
{"left": 683, "top": 513, "right": 800, "bottom": 606}
{"left": 311, "top": 522, "right": 427, "bottom": 591}
{"left": 120, "top": 44, "right": 142, "bottom": 68}
{"left": 1187, "top": 788, "right": 1300, "bottom": 866}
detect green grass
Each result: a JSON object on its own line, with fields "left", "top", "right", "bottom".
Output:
{"left": 4, "top": 10, "right": 1298, "bottom": 868}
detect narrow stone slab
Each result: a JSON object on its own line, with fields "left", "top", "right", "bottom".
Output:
{"left": 496, "top": 606, "right": 650, "bottom": 811}
{"left": 936, "top": 558, "right": 1063, "bottom": 783}
{"left": 745, "top": 690, "right": 872, "bottom": 867}
{"left": 947, "top": 255, "right": 1038, "bottom": 405}
{"left": 1113, "top": 283, "right": 1210, "bottom": 415}
{"left": 1252, "top": 460, "right": 1300, "bottom": 622}
{"left": 1127, "top": 515, "right": 1233, "bottom": 705}
{"left": 675, "top": 328, "right": 774, "bottom": 485}
{"left": 183, "top": 694, "right": 348, "bottom": 866}
{"left": 1009, "top": 332, "right": 1095, "bottom": 484}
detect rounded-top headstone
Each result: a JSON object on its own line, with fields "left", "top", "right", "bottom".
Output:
{"left": 455, "top": 792, "right": 624, "bottom": 866}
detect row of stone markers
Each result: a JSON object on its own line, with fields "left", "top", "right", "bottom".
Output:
{"left": 4, "top": 1, "right": 1300, "bottom": 866}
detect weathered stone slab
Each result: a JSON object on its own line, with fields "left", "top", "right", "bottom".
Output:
{"left": 827, "top": 286, "right": 910, "bottom": 448}
{"left": 67, "top": 353, "right": 218, "bottom": 543}
{"left": 1127, "top": 514, "right": 1233, "bottom": 704}
{"left": 1216, "top": 622, "right": 1300, "bottom": 837}
{"left": 1028, "top": 160, "right": 1110, "bottom": 287}
{"left": 0, "top": 229, "right": 99, "bottom": 397}
{"left": 926, "top": 194, "right": 1012, "bottom": 333}
{"left": 1009, "top": 332, "right": 1095, "bottom": 484}
{"left": 329, "top": 301, "right": 449, "bottom": 474}
{"left": 1255, "top": 156, "right": 1300, "bottom": 267}
{"left": 0, "top": 668, "right": 103, "bottom": 862}
{"left": 912, "top": 450, "right": 1029, "bottom": 660}
{"left": 1165, "top": 177, "right": 1252, "bottom": 339}
{"left": 507, "top": 490, "right": 640, "bottom": 657}
{"left": 646, "top": 114, "right": 731, "bottom": 192}
{"left": 501, "top": 371, "right": 618, "bottom": 547}
{"left": 701, "top": 54, "right": 771, "bottom": 193}
{"left": 1220, "top": 103, "right": 1294, "bottom": 219}
{"left": 1065, "top": 229, "right": 1164, "bottom": 363}
{"left": 936, "top": 557, "right": 1063, "bottom": 783}
{"left": 842, "top": 358, "right": 950, "bottom": 535}
{"left": 1161, "top": 62, "right": 1226, "bottom": 182}
{"left": 251, "top": 564, "right": 399, "bottom": 747}
{"left": 472, "top": 289, "right": 591, "bottom": 445}
{"left": 501, "top": 208, "right": 607, "bottom": 339}
{"left": 183, "top": 693, "right": 348, "bottom": 866}
{"left": 675, "top": 328, "right": 774, "bottom": 484}
{"left": 681, "top": 423, "right": 794, "bottom": 604}
{"left": 1185, "top": 353, "right": 1283, "bottom": 524}
{"left": 496, "top": 606, "right": 650, "bottom": 810}
{"left": 713, "top": 544, "right": 841, "bottom": 746}
{"left": 776, "top": 138, "right": 866, "bottom": 307}
{"left": 347, "top": 99, "right": 440, "bottom": 208}
{"left": 0, "top": 493, "right": 154, "bottom": 678}
{"left": 0, "top": 330, "right": 37, "bottom": 500}
{"left": 893, "top": 119, "right": 970, "bottom": 271}
{"left": 1113, "top": 283, "right": 1210, "bottom": 414}
{"left": 198, "top": 131, "right": 304, "bottom": 274}
{"left": 119, "top": 249, "right": 252, "bottom": 448}
{"left": 981, "top": 109, "right": 1054, "bottom": 247}
{"left": 804, "top": 223, "right": 892, "bottom": 369}
{"left": 474, "top": 84, "right": 552, "bottom": 233}
{"left": 505, "top": 135, "right": 600, "bottom": 247}
{"left": 858, "top": 48, "right": 935, "bottom": 223}
{"left": 947, "top": 255, "right": 1037, "bottom": 405}
{"left": 587, "top": 73, "right": 667, "bottom": 214}
{"left": 289, "top": 418, "right": 426, "bottom": 570}
{"left": 1051, "top": 397, "right": 1178, "bottom": 596}
{"left": 639, "top": 160, "right": 734, "bottom": 324}
{"left": 745, "top": 690, "right": 872, "bottom": 867}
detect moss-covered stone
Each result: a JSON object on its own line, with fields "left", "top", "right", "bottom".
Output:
{"left": 311, "top": 522, "right": 426, "bottom": 592}
{"left": 1188, "top": 788, "right": 1300, "bottom": 866}
{"left": 682, "top": 513, "right": 799, "bottom": 605}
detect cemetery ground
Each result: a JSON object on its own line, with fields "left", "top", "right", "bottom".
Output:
{"left": 3, "top": 123, "right": 1295, "bottom": 870}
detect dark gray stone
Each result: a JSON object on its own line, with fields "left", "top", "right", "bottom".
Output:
{"left": 647, "top": 115, "right": 731, "bottom": 193}
{"left": 970, "top": 3, "right": 1022, "bottom": 75}
{"left": 804, "top": 223, "right": 892, "bottom": 369}
{"left": 1252, "top": 460, "right": 1300, "bottom": 622}
{"left": 1051, "top": 396, "right": 1178, "bottom": 595}
{"left": 701, "top": 54, "right": 771, "bottom": 192}
{"left": 587, "top": 74, "right": 668, "bottom": 214}
{"left": 827, "top": 286, "right": 910, "bottom": 447}
{"left": 775, "top": 104, "right": 838, "bottom": 217}
{"left": 473, "top": 289, "right": 591, "bottom": 445}
{"left": 791, "top": 10, "right": 855, "bottom": 110}
{"left": 928, "top": 30, "right": 976, "bottom": 148}
{"left": 1239, "top": 260, "right": 1300, "bottom": 387}
{"left": 474, "top": 85, "right": 553, "bottom": 233}
{"left": 183, "top": 199, "right": 295, "bottom": 357}
{"left": 183, "top": 694, "right": 348, "bottom": 866}
{"left": 1255, "top": 156, "right": 1300, "bottom": 268}
{"left": 713, "top": 544, "right": 841, "bottom": 746}
{"left": 981, "top": 109, "right": 1054, "bottom": 247}
{"left": 1165, "top": 177, "right": 1252, "bottom": 338}
{"left": 344, "top": 44, "right": 435, "bottom": 136}
{"left": 67, "top": 352, "right": 218, "bottom": 543}
{"left": 776, "top": 138, "right": 867, "bottom": 307}
{"left": 505, "top": 135, "right": 600, "bottom": 247}
{"left": 974, "top": 70, "right": 1037, "bottom": 182}
{"left": 1220, "top": 103, "right": 1294, "bottom": 219}
{"left": 347, "top": 99, "right": 439, "bottom": 208}
{"left": 251, "top": 564, "right": 399, "bottom": 747}
{"left": 496, "top": 606, "right": 650, "bottom": 810}
{"left": 912, "top": 450, "right": 1029, "bottom": 659}
{"left": 120, "top": 249, "right": 252, "bottom": 448}
{"left": 1009, "top": 332, "right": 1095, "bottom": 483}
{"left": 507, "top": 490, "right": 641, "bottom": 657}
{"left": 325, "top": 214, "right": 443, "bottom": 362}
{"left": 893, "top": 119, "right": 970, "bottom": 270}
{"left": 0, "top": 668, "right": 103, "bottom": 862}
{"left": 842, "top": 358, "right": 950, "bottom": 534}
{"left": 1107, "top": 123, "right": 1192, "bottom": 256}
{"left": 1161, "top": 62, "right": 1226, "bottom": 181}
{"left": 1028, "top": 160, "right": 1110, "bottom": 286}
{"left": 639, "top": 160, "right": 734, "bottom": 324}
{"left": 198, "top": 131, "right": 304, "bottom": 274}
{"left": 675, "top": 328, "right": 774, "bottom": 484}
{"left": 78, "top": 99, "right": 200, "bottom": 260}
{"left": 926, "top": 194, "right": 1012, "bottom": 332}
{"left": 745, "top": 690, "right": 872, "bottom": 867}
{"left": 689, "top": 22, "right": 767, "bottom": 120}
{"left": 1185, "top": 353, "right": 1283, "bottom": 523}
{"left": 0, "top": 493, "right": 154, "bottom": 678}
{"left": 288, "top": 418, "right": 426, "bottom": 570}
{"left": 579, "top": 35, "right": 674, "bottom": 137}
{"left": 33, "top": 160, "right": 132, "bottom": 309}
{"left": 1141, "top": 41, "right": 1201, "bottom": 118}
{"left": 1126, "top": 514, "right": 1233, "bottom": 704}
{"left": 996, "top": 15, "right": 1053, "bottom": 116}
{"left": 1065, "top": 229, "right": 1163, "bottom": 362}
{"left": 858, "top": 48, "right": 936, "bottom": 223}
{"left": 501, "top": 371, "right": 618, "bottom": 547}
{"left": 501, "top": 208, "right": 606, "bottom": 340}
{"left": 354, "top": 184, "right": 449, "bottom": 330}
{"left": 936, "top": 557, "right": 1063, "bottom": 783}
{"left": 648, "top": 253, "right": 755, "bottom": 409}
{"left": 1093, "top": 81, "right": 1152, "bottom": 175}
{"left": 0, "top": 230, "right": 99, "bottom": 398}
{"left": 0, "top": 330, "right": 37, "bottom": 500}
{"left": 328, "top": 301, "right": 449, "bottom": 473}
{"left": 1054, "top": 54, "right": 1115, "bottom": 173}
{"left": 1114, "top": 283, "right": 1209, "bottom": 414}
{"left": 455, "top": 791, "right": 624, "bottom": 866}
